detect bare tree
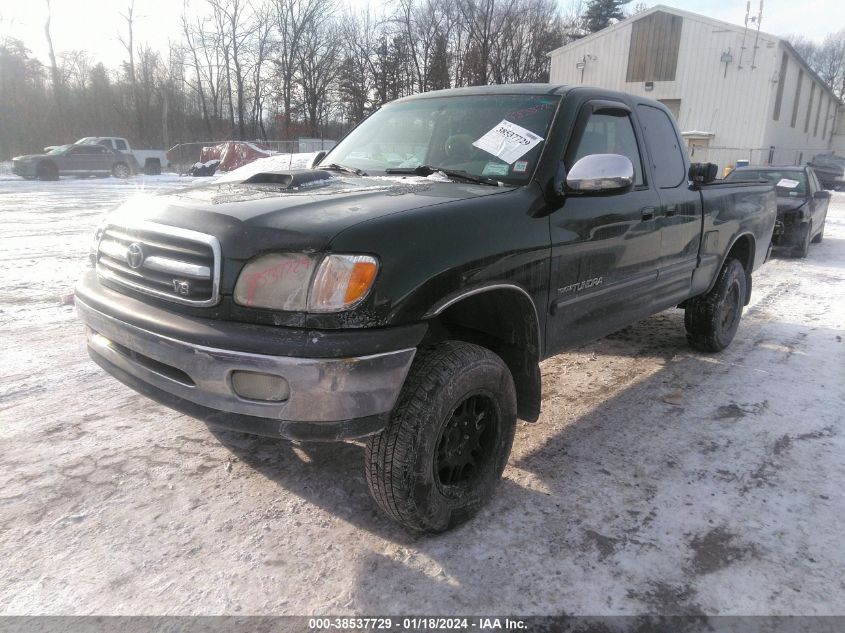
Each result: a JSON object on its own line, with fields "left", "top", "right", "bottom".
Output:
{"left": 44, "top": 0, "right": 65, "bottom": 133}
{"left": 182, "top": 2, "right": 214, "bottom": 138}
{"left": 118, "top": 1, "right": 145, "bottom": 141}
{"left": 273, "top": 0, "right": 323, "bottom": 138}
{"left": 297, "top": 6, "right": 339, "bottom": 134}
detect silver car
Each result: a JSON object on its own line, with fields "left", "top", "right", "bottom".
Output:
{"left": 12, "top": 144, "right": 139, "bottom": 181}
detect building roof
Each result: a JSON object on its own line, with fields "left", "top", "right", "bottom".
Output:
{"left": 548, "top": 4, "right": 842, "bottom": 105}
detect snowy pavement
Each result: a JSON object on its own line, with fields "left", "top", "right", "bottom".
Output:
{"left": 0, "top": 176, "right": 843, "bottom": 615}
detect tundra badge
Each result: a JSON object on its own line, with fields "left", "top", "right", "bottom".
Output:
{"left": 558, "top": 277, "right": 603, "bottom": 294}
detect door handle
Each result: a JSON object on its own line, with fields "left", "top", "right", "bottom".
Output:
{"left": 665, "top": 205, "right": 678, "bottom": 217}
{"left": 641, "top": 206, "right": 655, "bottom": 221}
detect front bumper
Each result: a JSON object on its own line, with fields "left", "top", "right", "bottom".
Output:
{"left": 76, "top": 292, "right": 418, "bottom": 441}
{"left": 12, "top": 161, "right": 36, "bottom": 177}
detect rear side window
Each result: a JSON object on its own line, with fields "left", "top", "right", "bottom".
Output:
{"left": 566, "top": 110, "right": 644, "bottom": 186}
{"left": 115, "top": 140, "right": 128, "bottom": 151}
{"left": 636, "top": 104, "right": 686, "bottom": 188}
{"left": 100, "top": 139, "right": 115, "bottom": 149}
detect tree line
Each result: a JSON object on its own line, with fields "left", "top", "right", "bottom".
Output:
{"left": 2, "top": 0, "right": 640, "bottom": 158}
{"left": 787, "top": 31, "right": 845, "bottom": 102}
{"left": 4, "top": 0, "right": 842, "bottom": 160}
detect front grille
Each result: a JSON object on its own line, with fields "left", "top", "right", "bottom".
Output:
{"left": 96, "top": 221, "right": 221, "bottom": 306}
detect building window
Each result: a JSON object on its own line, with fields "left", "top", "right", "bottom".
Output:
{"left": 804, "top": 83, "right": 815, "bottom": 133}
{"left": 814, "top": 93, "right": 823, "bottom": 137}
{"left": 822, "top": 99, "right": 832, "bottom": 139}
{"left": 773, "top": 53, "right": 788, "bottom": 121}
{"left": 790, "top": 69, "right": 803, "bottom": 128}
{"left": 625, "top": 11, "right": 683, "bottom": 82}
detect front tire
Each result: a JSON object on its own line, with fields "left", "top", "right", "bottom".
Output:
{"left": 811, "top": 219, "right": 825, "bottom": 244}
{"left": 793, "top": 221, "right": 812, "bottom": 257}
{"left": 36, "top": 162, "right": 58, "bottom": 181}
{"left": 365, "top": 341, "right": 517, "bottom": 533}
{"left": 684, "top": 258, "right": 747, "bottom": 353}
{"left": 112, "top": 162, "right": 131, "bottom": 178}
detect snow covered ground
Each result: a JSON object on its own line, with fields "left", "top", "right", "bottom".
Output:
{"left": 0, "top": 176, "right": 843, "bottom": 616}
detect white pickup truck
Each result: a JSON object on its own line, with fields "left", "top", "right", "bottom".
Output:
{"left": 75, "top": 137, "right": 169, "bottom": 175}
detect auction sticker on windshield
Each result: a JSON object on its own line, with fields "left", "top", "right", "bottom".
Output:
{"left": 473, "top": 120, "right": 544, "bottom": 164}
{"left": 777, "top": 178, "right": 800, "bottom": 189}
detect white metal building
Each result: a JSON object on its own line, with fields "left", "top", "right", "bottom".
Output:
{"left": 548, "top": 5, "right": 842, "bottom": 170}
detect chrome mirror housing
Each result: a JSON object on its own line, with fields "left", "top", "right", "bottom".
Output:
{"left": 566, "top": 154, "right": 634, "bottom": 193}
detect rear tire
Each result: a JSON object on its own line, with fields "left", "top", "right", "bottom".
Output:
{"left": 143, "top": 158, "right": 161, "bottom": 176}
{"left": 36, "top": 162, "right": 58, "bottom": 181}
{"left": 685, "top": 258, "right": 747, "bottom": 353}
{"left": 364, "top": 341, "right": 517, "bottom": 533}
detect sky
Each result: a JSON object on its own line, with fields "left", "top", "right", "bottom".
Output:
{"left": 1, "top": 0, "right": 843, "bottom": 66}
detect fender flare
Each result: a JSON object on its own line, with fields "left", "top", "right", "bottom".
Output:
{"left": 423, "top": 282, "right": 542, "bottom": 358}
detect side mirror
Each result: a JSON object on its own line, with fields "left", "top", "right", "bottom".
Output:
{"left": 565, "top": 154, "right": 634, "bottom": 193}
{"left": 307, "top": 150, "right": 327, "bottom": 169}
{"left": 814, "top": 189, "right": 831, "bottom": 199}
{"left": 689, "top": 162, "right": 718, "bottom": 184}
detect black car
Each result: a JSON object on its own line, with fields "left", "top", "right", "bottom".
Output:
{"left": 12, "top": 144, "right": 139, "bottom": 180}
{"left": 724, "top": 165, "right": 829, "bottom": 257}
{"left": 808, "top": 153, "right": 845, "bottom": 191}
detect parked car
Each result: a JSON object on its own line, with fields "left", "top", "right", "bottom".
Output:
{"left": 76, "top": 137, "right": 169, "bottom": 175}
{"left": 76, "top": 85, "right": 776, "bottom": 532}
{"left": 12, "top": 143, "right": 139, "bottom": 181}
{"left": 808, "top": 153, "right": 845, "bottom": 191}
{"left": 724, "top": 165, "right": 829, "bottom": 257}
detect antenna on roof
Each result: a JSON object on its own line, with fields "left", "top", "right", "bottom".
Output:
{"left": 738, "top": 0, "right": 751, "bottom": 70}
{"left": 750, "top": 0, "right": 763, "bottom": 69}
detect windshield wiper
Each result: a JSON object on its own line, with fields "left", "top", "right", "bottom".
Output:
{"left": 321, "top": 162, "right": 367, "bottom": 176}
{"left": 385, "top": 165, "right": 500, "bottom": 186}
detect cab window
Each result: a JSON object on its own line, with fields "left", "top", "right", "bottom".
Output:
{"left": 115, "top": 139, "right": 128, "bottom": 151}
{"left": 565, "top": 110, "right": 644, "bottom": 186}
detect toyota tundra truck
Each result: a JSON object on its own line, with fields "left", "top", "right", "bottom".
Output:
{"left": 76, "top": 85, "right": 776, "bottom": 532}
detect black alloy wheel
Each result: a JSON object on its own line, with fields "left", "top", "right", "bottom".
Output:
{"left": 435, "top": 393, "right": 499, "bottom": 490}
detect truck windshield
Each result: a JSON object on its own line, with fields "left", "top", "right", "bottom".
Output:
{"left": 321, "top": 94, "right": 560, "bottom": 184}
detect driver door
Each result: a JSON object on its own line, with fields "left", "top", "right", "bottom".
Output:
{"left": 546, "top": 100, "right": 662, "bottom": 353}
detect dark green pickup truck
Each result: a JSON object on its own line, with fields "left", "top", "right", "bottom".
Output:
{"left": 76, "top": 84, "right": 776, "bottom": 532}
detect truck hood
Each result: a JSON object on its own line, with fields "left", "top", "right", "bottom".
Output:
{"left": 109, "top": 174, "right": 514, "bottom": 259}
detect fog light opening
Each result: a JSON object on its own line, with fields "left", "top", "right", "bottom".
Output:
{"left": 230, "top": 371, "right": 290, "bottom": 402}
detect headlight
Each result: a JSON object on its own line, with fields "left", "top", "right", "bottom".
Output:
{"left": 233, "top": 253, "right": 378, "bottom": 312}
{"left": 233, "top": 253, "right": 319, "bottom": 310}
{"left": 307, "top": 254, "right": 379, "bottom": 312}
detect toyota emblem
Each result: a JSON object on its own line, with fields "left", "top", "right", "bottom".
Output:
{"left": 126, "top": 243, "right": 145, "bottom": 269}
